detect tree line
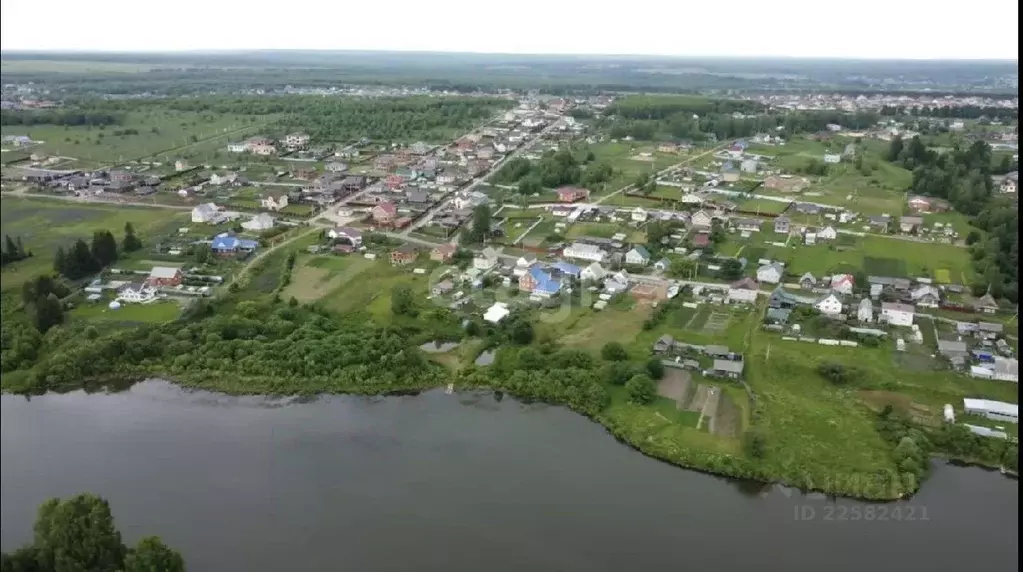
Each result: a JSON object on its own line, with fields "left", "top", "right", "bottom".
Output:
{"left": 493, "top": 146, "right": 613, "bottom": 193}
{"left": 1, "top": 235, "right": 31, "bottom": 267}
{"left": 0, "top": 109, "right": 123, "bottom": 127}
{"left": 53, "top": 223, "right": 142, "bottom": 281}
{"left": 1, "top": 493, "right": 183, "bottom": 572}
{"left": 887, "top": 135, "right": 1017, "bottom": 301}
{"left": 879, "top": 105, "right": 1017, "bottom": 121}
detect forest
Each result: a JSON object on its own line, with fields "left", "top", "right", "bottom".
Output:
{"left": 879, "top": 105, "right": 1018, "bottom": 121}
{"left": 1, "top": 493, "right": 183, "bottom": 572}
{"left": 0, "top": 109, "right": 123, "bottom": 126}
{"left": 599, "top": 95, "right": 880, "bottom": 142}
{"left": 887, "top": 136, "right": 1018, "bottom": 301}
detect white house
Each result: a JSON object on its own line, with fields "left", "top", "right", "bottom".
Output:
{"left": 727, "top": 279, "right": 760, "bottom": 304}
{"left": 474, "top": 247, "right": 500, "bottom": 271}
{"left": 911, "top": 285, "right": 941, "bottom": 308}
{"left": 756, "top": 262, "right": 784, "bottom": 284}
{"left": 285, "top": 132, "right": 311, "bottom": 148}
{"left": 823, "top": 154, "right": 842, "bottom": 164}
{"left": 328, "top": 226, "right": 363, "bottom": 246}
{"left": 325, "top": 162, "right": 349, "bottom": 173}
{"left": 174, "top": 160, "right": 190, "bottom": 171}
{"left": 680, "top": 193, "right": 703, "bottom": 205}
{"left": 191, "top": 203, "right": 220, "bottom": 224}
{"left": 209, "top": 172, "right": 237, "bottom": 186}
{"left": 830, "top": 274, "right": 855, "bottom": 295}
{"left": 690, "top": 210, "right": 713, "bottom": 228}
{"left": 815, "top": 293, "right": 843, "bottom": 316}
{"left": 260, "top": 195, "right": 289, "bottom": 212}
{"left": 581, "top": 262, "right": 607, "bottom": 282}
{"left": 740, "top": 159, "right": 759, "bottom": 173}
{"left": 242, "top": 213, "right": 275, "bottom": 232}
{"left": 631, "top": 207, "right": 648, "bottom": 222}
{"left": 514, "top": 254, "right": 537, "bottom": 277}
{"left": 227, "top": 142, "right": 248, "bottom": 153}
{"left": 625, "top": 246, "right": 651, "bottom": 266}
{"left": 963, "top": 398, "right": 1018, "bottom": 424}
{"left": 881, "top": 302, "right": 915, "bottom": 327}
{"left": 563, "top": 242, "right": 607, "bottom": 263}
{"left": 117, "top": 282, "right": 158, "bottom": 303}
{"left": 857, "top": 298, "right": 874, "bottom": 322}
{"left": 484, "top": 302, "right": 511, "bottom": 324}
{"left": 818, "top": 226, "right": 837, "bottom": 241}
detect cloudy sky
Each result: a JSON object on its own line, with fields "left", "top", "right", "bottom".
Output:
{"left": 1, "top": 0, "right": 1018, "bottom": 59}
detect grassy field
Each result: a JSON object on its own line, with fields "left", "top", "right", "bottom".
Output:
{"left": 282, "top": 254, "right": 377, "bottom": 304}
{"left": 0, "top": 198, "right": 189, "bottom": 291}
{"left": 69, "top": 300, "right": 182, "bottom": 324}
{"left": 0, "top": 59, "right": 167, "bottom": 73}
{"left": 588, "top": 141, "right": 685, "bottom": 193}
{"left": 1, "top": 110, "right": 263, "bottom": 163}
{"left": 734, "top": 198, "right": 790, "bottom": 215}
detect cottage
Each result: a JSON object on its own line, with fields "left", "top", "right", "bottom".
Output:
{"left": 756, "top": 262, "right": 784, "bottom": 285}
{"left": 328, "top": 226, "right": 363, "bottom": 246}
{"left": 242, "top": 213, "right": 275, "bottom": 232}
{"left": 117, "top": 282, "right": 158, "bottom": 303}
{"left": 325, "top": 162, "right": 349, "bottom": 173}
{"left": 1000, "top": 172, "right": 1018, "bottom": 194}
{"left": 406, "top": 189, "right": 430, "bottom": 204}
{"left": 711, "top": 359, "right": 744, "bottom": 378}
{"left": 734, "top": 219, "right": 762, "bottom": 233}
{"left": 390, "top": 245, "right": 419, "bottom": 266}
{"left": 799, "top": 272, "right": 817, "bottom": 290}
{"left": 727, "top": 278, "right": 759, "bottom": 304}
{"left": 654, "top": 258, "right": 671, "bottom": 272}
{"left": 563, "top": 242, "right": 607, "bottom": 263}
{"left": 513, "top": 254, "right": 538, "bottom": 277}
{"left": 817, "top": 226, "right": 837, "bottom": 241}
{"left": 907, "top": 195, "right": 933, "bottom": 212}
{"left": 653, "top": 334, "right": 677, "bottom": 354}
{"left": 830, "top": 274, "right": 855, "bottom": 295}
{"left": 430, "top": 244, "right": 457, "bottom": 263}
{"left": 372, "top": 202, "right": 398, "bottom": 224}
{"left": 631, "top": 282, "right": 668, "bottom": 302}
{"left": 899, "top": 216, "right": 924, "bottom": 234}
{"left": 625, "top": 246, "right": 651, "bottom": 266}
{"left": 692, "top": 232, "right": 711, "bottom": 248}
{"left": 976, "top": 322, "right": 1005, "bottom": 339}
{"left": 432, "top": 280, "right": 455, "bottom": 296}
{"left": 211, "top": 236, "right": 259, "bottom": 256}
{"left": 519, "top": 265, "right": 562, "bottom": 297}
{"left": 285, "top": 132, "right": 310, "bottom": 149}
{"left": 911, "top": 285, "right": 941, "bottom": 308}
{"left": 868, "top": 215, "right": 891, "bottom": 232}
{"left": 484, "top": 302, "right": 511, "bottom": 324}
{"left": 814, "top": 293, "right": 843, "bottom": 316}
{"left": 690, "top": 210, "right": 713, "bottom": 228}
{"left": 578, "top": 261, "right": 607, "bottom": 283}
{"left": 555, "top": 186, "right": 589, "bottom": 203}
{"left": 631, "top": 207, "right": 649, "bottom": 223}
{"left": 765, "top": 307, "right": 792, "bottom": 324}
{"left": 740, "top": 159, "right": 759, "bottom": 173}
{"left": 857, "top": 298, "right": 874, "bottom": 322}
{"left": 191, "top": 203, "right": 220, "bottom": 224}
{"left": 773, "top": 216, "right": 791, "bottom": 234}
{"left": 803, "top": 230, "right": 817, "bottom": 246}
{"left": 341, "top": 176, "right": 366, "bottom": 193}
{"left": 473, "top": 247, "right": 500, "bottom": 270}
{"left": 973, "top": 294, "right": 999, "bottom": 314}
{"left": 880, "top": 302, "right": 915, "bottom": 327}
{"left": 146, "top": 267, "right": 183, "bottom": 287}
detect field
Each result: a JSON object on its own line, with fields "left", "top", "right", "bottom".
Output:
{"left": 282, "top": 254, "right": 376, "bottom": 304}
{"left": 0, "top": 198, "right": 189, "bottom": 291}
{"left": 0, "top": 60, "right": 167, "bottom": 73}
{"left": 69, "top": 299, "right": 182, "bottom": 324}
{"left": 734, "top": 198, "right": 790, "bottom": 215}
{"left": 1, "top": 110, "right": 266, "bottom": 164}
{"left": 588, "top": 141, "right": 687, "bottom": 194}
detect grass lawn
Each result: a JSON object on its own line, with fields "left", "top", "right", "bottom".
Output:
{"left": 735, "top": 198, "right": 790, "bottom": 215}
{"left": 319, "top": 259, "right": 435, "bottom": 319}
{"left": 566, "top": 222, "right": 622, "bottom": 240}
{"left": 70, "top": 300, "right": 181, "bottom": 324}
{"left": 1, "top": 110, "right": 262, "bottom": 163}
{"left": 282, "top": 254, "right": 377, "bottom": 304}
{"left": 0, "top": 198, "right": 189, "bottom": 291}
{"left": 548, "top": 303, "right": 653, "bottom": 356}
{"left": 589, "top": 141, "right": 683, "bottom": 192}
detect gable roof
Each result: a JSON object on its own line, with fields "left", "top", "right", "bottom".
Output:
{"left": 528, "top": 265, "right": 562, "bottom": 294}
{"left": 551, "top": 261, "right": 581, "bottom": 276}
{"left": 628, "top": 245, "right": 651, "bottom": 259}
{"left": 799, "top": 272, "right": 816, "bottom": 283}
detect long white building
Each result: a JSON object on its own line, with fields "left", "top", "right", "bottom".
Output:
{"left": 963, "top": 398, "right": 1018, "bottom": 424}
{"left": 562, "top": 242, "right": 607, "bottom": 263}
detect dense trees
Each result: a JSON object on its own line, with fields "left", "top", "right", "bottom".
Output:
{"left": 460, "top": 205, "right": 493, "bottom": 245}
{"left": 91, "top": 230, "right": 119, "bottom": 268}
{"left": 0, "top": 109, "right": 122, "bottom": 126}
{"left": 600, "top": 342, "right": 629, "bottom": 362}
{"left": 625, "top": 374, "right": 656, "bottom": 404}
{"left": 1, "top": 235, "right": 31, "bottom": 267}
{"left": 123, "top": 222, "right": 143, "bottom": 253}
{"left": 391, "top": 284, "right": 416, "bottom": 317}
{"left": 887, "top": 136, "right": 1017, "bottom": 301}
{"left": 494, "top": 146, "right": 613, "bottom": 192}
{"left": 1, "top": 493, "right": 183, "bottom": 572}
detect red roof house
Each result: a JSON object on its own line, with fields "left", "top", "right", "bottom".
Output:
{"left": 555, "top": 186, "right": 590, "bottom": 203}
{"left": 372, "top": 202, "right": 397, "bottom": 224}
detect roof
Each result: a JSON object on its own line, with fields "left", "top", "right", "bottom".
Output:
{"left": 766, "top": 307, "right": 791, "bottom": 322}
{"left": 193, "top": 202, "right": 218, "bottom": 214}
{"left": 565, "top": 242, "right": 605, "bottom": 255}
{"left": 758, "top": 262, "right": 783, "bottom": 275}
{"left": 775, "top": 215, "right": 790, "bottom": 223}
{"left": 978, "top": 322, "right": 1004, "bottom": 333}
{"left": 484, "top": 302, "right": 511, "bottom": 323}
{"left": 333, "top": 226, "right": 363, "bottom": 238}
{"left": 858, "top": 298, "right": 873, "bottom": 310}
{"left": 881, "top": 302, "right": 915, "bottom": 314}
{"left": 394, "top": 244, "right": 418, "bottom": 256}
{"left": 937, "top": 340, "right": 968, "bottom": 354}
{"left": 730, "top": 277, "right": 759, "bottom": 291}
{"left": 712, "top": 359, "right": 744, "bottom": 374}
{"left": 211, "top": 236, "right": 258, "bottom": 251}
{"left": 655, "top": 334, "right": 676, "bottom": 347}
{"left": 975, "top": 294, "right": 998, "bottom": 308}
{"left": 149, "top": 266, "right": 181, "bottom": 279}
{"left": 628, "top": 245, "right": 651, "bottom": 259}
{"left": 528, "top": 265, "right": 562, "bottom": 294}
{"left": 374, "top": 202, "right": 397, "bottom": 215}
{"left": 705, "top": 344, "right": 730, "bottom": 356}
{"left": 900, "top": 216, "right": 924, "bottom": 225}
{"left": 584, "top": 262, "right": 607, "bottom": 278}
{"left": 551, "top": 261, "right": 581, "bottom": 276}
{"left": 479, "top": 247, "right": 499, "bottom": 260}
{"left": 432, "top": 243, "right": 457, "bottom": 255}
{"left": 800, "top": 272, "right": 816, "bottom": 283}
{"left": 963, "top": 398, "right": 1018, "bottom": 417}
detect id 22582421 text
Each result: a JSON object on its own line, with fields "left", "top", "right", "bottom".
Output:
{"left": 794, "top": 504, "right": 930, "bottom": 522}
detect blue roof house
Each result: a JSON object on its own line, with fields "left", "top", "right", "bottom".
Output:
{"left": 522, "top": 265, "right": 562, "bottom": 298}
{"left": 211, "top": 235, "right": 259, "bottom": 254}
{"left": 551, "top": 261, "right": 581, "bottom": 278}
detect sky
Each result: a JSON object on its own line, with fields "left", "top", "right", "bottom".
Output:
{"left": 1, "top": 0, "right": 1018, "bottom": 60}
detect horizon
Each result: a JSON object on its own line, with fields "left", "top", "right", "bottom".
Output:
{"left": 1, "top": 0, "right": 1018, "bottom": 60}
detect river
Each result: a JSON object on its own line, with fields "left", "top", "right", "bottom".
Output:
{"left": 1, "top": 380, "right": 1018, "bottom": 572}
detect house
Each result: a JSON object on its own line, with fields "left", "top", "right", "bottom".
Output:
{"left": 631, "top": 207, "right": 649, "bottom": 223}
{"left": 911, "top": 285, "right": 941, "bottom": 308}
{"left": 406, "top": 189, "right": 430, "bottom": 204}
{"left": 973, "top": 294, "right": 999, "bottom": 314}
{"left": 581, "top": 262, "right": 607, "bottom": 282}
{"left": 631, "top": 282, "right": 668, "bottom": 302}
{"left": 899, "top": 216, "right": 924, "bottom": 234}
{"left": 430, "top": 244, "right": 457, "bottom": 263}
{"left": 803, "top": 230, "right": 818, "bottom": 246}
{"left": 868, "top": 215, "right": 891, "bottom": 232}
{"left": 209, "top": 172, "right": 237, "bottom": 186}
{"left": 938, "top": 339, "right": 969, "bottom": 358}
{"left": 907, "top": 195, "right": 933, "bottom": 212}
{"left": 513, "top": 254, "right": 538, "bottom": 277}
{"left": 484, "top": 302, "right": 511, "bottom": 324}
{"left": 117, "top": 282, "right": 158, "bottom": 303}
{"left": 260, "top": 194, "right": 289, "bottom": 212}
{"left": 1000, "top": 172, "right": 1018, "bottom": 194}
{"left": 285, "top": 132, "right": 311, "bottom": 149}
{"left": 690, "top": 210, "right": 713, "bottom": 229}
{"left": 721, "top": 162, "right": 740, "bottom": 182}
{"left": 146, "top": 267, "right": 183, "bottom": 287}
{"left": 823, "top": 154, "right": 842, "bottom": 164}
{"left": 880, "top": 302, "right": 915, "bottom": 327}
{"left": 390, "top": 245, "right": 419, "bottom": 266}
{"left": 765, "top": 307, "right": 792, "bottom": 325}
{"left": 432, "top": 280, "right": 455, "bottom": 296}
{"left": 251, "top": 143, "right": 277, "bottom": 156}
{"left": 727, "top": 278, "right": 760, "bottom": 304}
{"left": 794, "top": 202, "right": 822, "bottom": 215}
{"left": 372, "top": 202, "right": 398, "bottom": 225}
{"left": 734, "top": 219, "right": 762, "bottom": 233}
{"left": 711, "top": 359, "right": 744, "bottom": 378}
{"left": 963, "top": 398, "right": 1018, "bottom": 423}
{"left": 519, "top": 265, "right": 562, "bottom": 297}
{"left": 799, "top": 273, "right": 817, "bottom": 290}
{"left": 773, "top": 216, "right": 791, "bottom": 234}
{"left": 653, "top": 334, "right": 678, "bottom": 354}
{"left": 976, "top": 322, "right": 1005, "bottom": 340}
{"left": 763, "top": 176, "right": 808, "bottom": 193}
{"left": 857, "top": 298, "right": 874, "bottom": 322}
{"left": 704, "top": 345, "right": 731, "bottom": 359}
{"left": 692, "top": 232, "right": 711, "bottom": 248}
{"left": 830, "top": 274, "right": 855, "bottom": 295}
{"left": 325, "top": 162, "right": 349, "bottom": 173}
{"left": 625, "top": 246, "right": 651, "bottom": 266}
{"left": 817, "top": 226, "right": 837, "bottom": 241}
{"left": 563, "top": 242, "right": 607, "bottom": 263}
{"left": 211, "top": 236, "right": 259, "bottom": 256}
{"left": 756, "top": 262, "right": 784, "bottom": 284}
{"left": 769, "top": 287, "right": 819, "bottom": 309}
{"left": 555, "top": 186, "right": 589, "bottom": 203}
{"left": 654, "top": 258, "right": 671, "bottom": 272}
{"left": 174, "top": 160, "right": 190, "bottom": 171}
{"left": 551, "top": 261, "right": 581, "bottom": 279}
{"left": 341, "top": 176, "right": 366, "bottom": 193}
{"left": 328, "top": 227, "right": 363, "bottom": 246}
{"left": 740, "top": 159, "right": 758, "bottom": 173}
{"left": 242, "top": 213, "right": 275, "bottom": 232}
{"left": 474, "top": 247, "right": 500, "bottom": 271}
{"left": 226, "top": 142, "right": 248, "bottom": 153}
{"left": 815, "top": 293, "right": 843, "bottom": 316}
{"left": 191, "top": 203, "right": 220, "bottom": 223}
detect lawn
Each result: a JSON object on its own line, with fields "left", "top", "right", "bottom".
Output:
{"left": 548, "top": 303, "right": 653, "bottom": 356}
{"left": 565, "top": 222, "right": 621, "bottom": 240}
{"left": 0, "top": 198, "right": 189, "bottom": 291}
{"left": 282, "top": 254, "right": 376, "bottom": 304}
{"left": 588, "top": 141, "right": 685, "bottom": 193}
{"left": 734, "top": 198, "right": 791, "bottom": 215}
{"left": 1, "top": 110, "right": 264, "bottom": 164}
{"left": 70, "top": 300, "right": 182, "bottom": 324}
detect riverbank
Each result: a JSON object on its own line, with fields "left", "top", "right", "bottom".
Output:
{"left": 5, "top": 371, "right": 1013, "bottom": 502}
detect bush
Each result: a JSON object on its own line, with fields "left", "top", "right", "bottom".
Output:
{"left": 817, "top": 361, "right": 856, "bottom": 385}
{"left": 645, "top": 358, "right": 665, "bottom": 379}
{"left": 600, "top": 341, "right": 629, "bottom": 361}
{"left": 625, "top": 374, "right": 656, "bottom": 404}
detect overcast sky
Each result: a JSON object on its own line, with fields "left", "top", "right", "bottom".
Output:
{"left": 1, "top": 0, "right": 1018, "bottom": 59}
